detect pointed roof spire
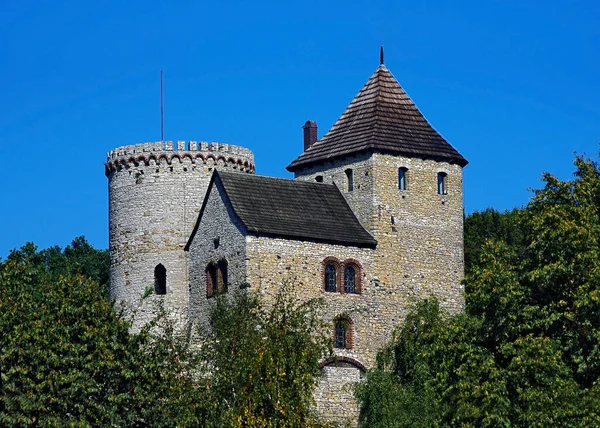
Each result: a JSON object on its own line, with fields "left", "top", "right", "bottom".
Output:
{"left": 287, "top": 65, "right": 468, "bottom": 172}
{"left": 380, "top": 45, "right": 384, "bottom": 65}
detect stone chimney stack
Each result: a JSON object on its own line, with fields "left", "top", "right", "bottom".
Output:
{"left": 303, "top": 120, "right": 318, "bottom": 151}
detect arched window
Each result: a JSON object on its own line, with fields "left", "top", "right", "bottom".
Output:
{"left": 325, "top": 264, "right": 337, "bottom": 292}
{"left": 154, "top": 264, "right": 166, "bottom": 295}
{"left": 207, "top": 260, "right": 228, "bottom": 297}
{"left": 206, "top": 263, "right": 217, "bottom": 298}
{"left": 217, "top": 259, "right": 228, "bottom": 294}
{"left": 334, "top": 316, "right": 353, "bottom": 349}
{"left": 398, "top": 167, "right": 408, "bottom": 190}
{"left": 344, "top": 266, "right": 355, "bottom": 293}
{"left": 437, "top": 172, "right": 448, "bottom": 195}
{"left": 341, "top": 259, "right": 362, "bottom": 294}
{"left": 345, "top": 168, "right": 354, "bottom": 192}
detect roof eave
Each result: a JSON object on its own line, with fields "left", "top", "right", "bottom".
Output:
{"left": 287, "top": 148, "right": 468, "bottom": 172}
{"left": 247, "top": 230, "right": 377, "bottom": 249}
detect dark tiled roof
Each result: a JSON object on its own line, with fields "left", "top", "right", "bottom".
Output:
{"left": 287, "top": 65, "right": 468, "bottom": 171}
{"left": 203, "top": 171, "right": 376, "bottom": 247}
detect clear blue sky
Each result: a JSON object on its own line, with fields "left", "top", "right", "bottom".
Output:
{"left": 1, "top": 0, "right": 599, "bottom": 257}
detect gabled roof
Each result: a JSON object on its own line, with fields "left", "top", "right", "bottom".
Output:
{"left": 287, "top": 65, "right": 468, "bottom": 171}
{"left": 185, "top": 171, "right": 377, "bottom": 250}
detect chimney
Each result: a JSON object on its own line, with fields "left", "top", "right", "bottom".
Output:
{"left": 303, "top": 120, "right": 318, "bottom": 151}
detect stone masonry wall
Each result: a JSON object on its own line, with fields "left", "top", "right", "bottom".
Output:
{"left": 106, "top": 140, "right": 253, "bottom": 330}
{"left": 245, "top": 236, "right": 376, "bottom": 425}
{"left": 370, "top": 153, "right": 465, "bottom": 314}
{"left": 294, "top": 152, "right": 465, "bottom": 318}
{"left": 187, "top": 180, "right": 248, "bottom": 327}
{"left": 294, "top": 152, "right": 465, "bottom": 423}
{"left": 185, "top": 181, "right": 376, "bottom": 425}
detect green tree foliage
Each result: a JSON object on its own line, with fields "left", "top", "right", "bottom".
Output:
{"left": 464, "top": 207, "right": 526, "bottom": 274}
{"left": 6, "top": 236, "right": 110, "bottom": 298}
{"left": 1, "top": 241, "right": 331, "bottom": 426}
{"left": 197, "top": 282, "right": 331, "bottom": 427}
{"left": 0, "top": 244, "right": 200, "bottom": 426}
{"left": 357, "top": 154, "right": 600, "bottom": 427}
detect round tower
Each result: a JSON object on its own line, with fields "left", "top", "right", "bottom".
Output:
{"left": 105, "top": 140, "right": 255, "bottom": 330}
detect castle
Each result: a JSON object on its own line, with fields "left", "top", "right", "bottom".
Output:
{"left": 105, "top": 57, "right": 468, "bottom": 422}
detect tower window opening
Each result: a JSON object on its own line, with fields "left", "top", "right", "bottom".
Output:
{"left": 315, "top": 175, "right": 323, "bottom": 183}
{"left": 154, "top": 264, "right": 167, "bottom": 295}
{"left": 345, "top": 169, "right": 354, "bottom": 192}
{"left": 437, "top": 172, "right": 448, "bottom": 195}
{"left": 398, "top": 167, "right": 408, "bottom": 190}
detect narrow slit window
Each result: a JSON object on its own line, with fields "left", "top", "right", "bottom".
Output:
{"left": 345, "top": 169, "right": 354, "bottom": 192}
{"left": 154, "top": 264, "right": 167, "bottom": 295}
{"left": 437, "top": 172, "right": 448, "bottom": 195}
{"left": 398, "top": 167, "right": 408, "bottom": 190}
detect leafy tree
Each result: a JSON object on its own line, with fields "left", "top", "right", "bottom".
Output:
{"left": 1, "top": 242, "right": 334, "bottom": 426}
{"left": 357, "top": 154, "right": 600, "bottom": 427}
{"left": 0, "top": 245, "right": 198, "bottom": 426}
{"left": 464, "top": 207, "right": 526, "bottom": 274}
{"left": 6, "top": 236, "right": 110, "bottom": 298}
{"left": 197, "top": 282, "right": 332, "bottom": 427}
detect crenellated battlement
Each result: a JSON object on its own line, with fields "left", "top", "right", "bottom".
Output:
{"left": 105, "top": 140, "right": 255, "bottom": 176}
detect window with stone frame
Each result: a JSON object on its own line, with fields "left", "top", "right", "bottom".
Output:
{"left": 334, "top": 316, "right": 353, "bottom": 349}
{"left": 398, "top": 167, "right": 408, "bottom": 190}
{"left": 154, "top": 264, "right": 167, "bottom": 295}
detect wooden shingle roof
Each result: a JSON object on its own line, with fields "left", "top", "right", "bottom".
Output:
{"left": 186, "top": 171, "right": 377, "bottom": 249}
{"left": 287, "top": 65, "right": 468, "bottom": 171}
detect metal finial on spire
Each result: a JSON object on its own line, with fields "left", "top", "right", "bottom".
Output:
{"left": 380, "top": 45, "right": 384, "bottom": 65}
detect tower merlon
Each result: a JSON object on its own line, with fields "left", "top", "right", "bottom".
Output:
{"left": 105, "top": 141, "right": 255, "bottom": 176}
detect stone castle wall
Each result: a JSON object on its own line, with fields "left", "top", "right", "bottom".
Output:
{"left": 245, "top": 235, "right": 375, "bottom": 426}
{"left": 106, "top": 140, "right": 254, "bottom": 330}
{"left": 187, "top": 180, "right": 248, "bottom": 325}
{"left": 370, "top": 153, "right": 465, "bottom": 313}
{"left": 293, "top": 153, "right": 465, "bottom": 316}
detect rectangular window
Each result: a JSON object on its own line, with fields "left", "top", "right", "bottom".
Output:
{"left": 438, "top": 172, "right": 447, "bottom": 195}
{"left": 345, "top": 169, "right": 353, "bottom": 192}
{"left": 398, "top": 167, "right": 407, "bottom": 190}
